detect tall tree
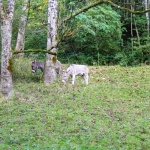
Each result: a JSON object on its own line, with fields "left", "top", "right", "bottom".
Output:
{"left": 144, "top": 0, "right": 150, "bottom": 36}
{"left": 44, "top": 0, "right": 58, "bottom": 84}
{"left": 0, "top": 0, "right": 15, "bottom": 98}
{"left": 15, "top": 0, "right": 29, "bottom": 57}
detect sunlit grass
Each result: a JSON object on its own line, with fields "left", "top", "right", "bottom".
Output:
{"left": 0, "top": 59, "right": 150, "bottom": 149}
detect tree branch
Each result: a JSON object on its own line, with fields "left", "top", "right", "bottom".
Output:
{"left": 59, "top": 0, "right": 150, "bottom": 26}
{"left": 108, "top": 1, "right": 150, "bottom": 14}
{"left": 62, "top": 0, "right": 104, "bottom": 24}
{"left": 12, "top": 49, "right": 57, "bottom": 56}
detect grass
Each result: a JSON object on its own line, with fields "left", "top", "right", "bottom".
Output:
{"left": 0, "top": 58, "right": 150, "bottom": 150}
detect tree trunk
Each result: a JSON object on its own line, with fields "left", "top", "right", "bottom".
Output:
{"left": 44, "top": 0, "right": 58, "bottom": 85}
{"left": 144, "top": 0, "right": 150, "bottom": 36}
{"left": 0, "top": 0, "right": 15, "bottom": 98}
{"left": 130, "top": 0, "right": 134, "bottom": 52}
{"left": 15, "top": 0, "right": 29, "bottom": 57}
{"left": 134, "top": 17, "right": 141, "bottom": 46}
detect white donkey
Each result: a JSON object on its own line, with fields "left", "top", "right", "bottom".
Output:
{"left": 62, "top": 64, "right": 89, "bottom": 84}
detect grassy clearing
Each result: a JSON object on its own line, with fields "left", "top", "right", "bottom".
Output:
{"left": 0, "top": 59, "right": 150, "bottom": 150}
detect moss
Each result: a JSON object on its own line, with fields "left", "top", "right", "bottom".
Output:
{"left": 53, "top": 56, "right": 57, "bottom": 64}
{"left": 55, "top": 35, "right": 59, "bottom": 41}
{"left": 7, "top": 58, "right": 13, "bottom": 73}
{"left": 12, "top": 49, "right": 57, "bottom": 56}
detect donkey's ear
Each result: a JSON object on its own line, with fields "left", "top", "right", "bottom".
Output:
{"left": 32, "top": 60, "right": 35, "bottom": 62}
{"left": 31, "top": 60, "right": 36, "bottom": 65}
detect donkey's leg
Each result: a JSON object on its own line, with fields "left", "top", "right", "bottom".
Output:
{"left": 71, "top": 74, "right": 75, "bottom": 84}
{"left": 83, "top": 74, "right": 88, "bottom": 84}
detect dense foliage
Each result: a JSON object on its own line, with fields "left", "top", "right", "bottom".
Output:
{"left": 59, "top": 4, "right": 122, "bottom": 65}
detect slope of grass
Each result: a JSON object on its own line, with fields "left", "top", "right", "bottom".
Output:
{"left": 0, "top": 59, "right": 150, "bottom": 150}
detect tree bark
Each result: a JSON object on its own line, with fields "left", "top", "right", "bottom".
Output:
{"left": 134, "top": 16, "right": 141, "bottom": 46}
{"left": 130, "top": 0, "right": 134, "bottom": 52}
{"left": 144, "top": 0, "right": 150, "bottom": 36}
{"left": 12, "top": 49, "right": 57, "bottom": 55}
{"left": 15, "top": 0, "right": 29, "bottom": 57}
{"left": 44, "top": 0, "right": 58, "bottom": 85}
{"left": 0, "top": 0, "right": 15, "bottom": 98}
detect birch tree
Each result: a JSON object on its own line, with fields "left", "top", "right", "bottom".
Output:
{"left": 0, "top": 0, "right": 15, "bottom": 98}
{"left": 144, "top": 0, "right": 150, "bottom": 36}
{"left": 15, "top": 0, "right": 29, "bottom": 57}
{"left": 44, "top": 0, "right": 58, "bottom": 84}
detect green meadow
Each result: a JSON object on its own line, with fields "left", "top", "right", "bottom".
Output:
{"left": 0, "top": 59, "right": 150, "bottom": 150}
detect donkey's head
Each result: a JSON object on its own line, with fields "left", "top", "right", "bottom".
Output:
{"left": 31, "top": 60, "right": 38, "bottom": 73}
{"left": 62, "top": 69, "right": 70, "bottom": 83}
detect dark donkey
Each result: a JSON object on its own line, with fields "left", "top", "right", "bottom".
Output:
{"left": 31, "top": 60, "right": 62, "bottom": 75}
{"left": 31, "top": 60, "right": 44, "bottom": 73}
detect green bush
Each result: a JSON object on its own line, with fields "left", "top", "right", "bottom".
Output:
{"left": 12, "top": 58, "right": 43, "bottom": 82}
